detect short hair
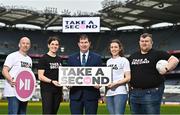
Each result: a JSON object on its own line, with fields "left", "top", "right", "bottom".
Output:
{"left": 19, "top": 36, "right": 31, "bottom": 43}
{"left": 79, "top": 34, "right": 91, "bottom": 42}
{"left": 47, "top": 36, "right": 60, "bottom": 45}
{"left": 109, "top": 39, "right": 124, "bottom": 57}
{"left": 140, "top": 33, "right": 152, "bottom": 39}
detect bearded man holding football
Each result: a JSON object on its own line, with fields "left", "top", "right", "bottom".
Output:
{"left": 128, "top": 33, "right": 179, "bottom": 114}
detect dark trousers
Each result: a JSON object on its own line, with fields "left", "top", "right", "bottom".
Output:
{"left": 70, "top": 98, "right": 98, "bottom": 115}
{"left": 41, "top": 91, "right": 62, "bottom": 114}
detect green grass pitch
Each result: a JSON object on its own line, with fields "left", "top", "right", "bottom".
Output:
{"left": 0, "top": 101, "right": 180, "bottom": 114}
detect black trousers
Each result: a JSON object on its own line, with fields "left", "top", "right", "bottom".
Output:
{"left": 70, "top": 99, "right": 98, "bottom": 114}
{"left": 41, "top": 91, "right": 62, "bottom": 114}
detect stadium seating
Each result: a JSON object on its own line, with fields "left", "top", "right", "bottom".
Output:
{"left": 0, "top": 26, "right": 180, "bottom": 56}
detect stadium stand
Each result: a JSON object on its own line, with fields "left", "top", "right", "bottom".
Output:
{"left": 1, "top": 25, "right": 180, "bottom": 56}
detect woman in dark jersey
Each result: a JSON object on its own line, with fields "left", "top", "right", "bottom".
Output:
{"left": 38, "top": 36, "right": 63, "bottom": 114}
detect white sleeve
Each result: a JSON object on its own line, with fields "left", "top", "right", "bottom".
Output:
{"left": 123, "top": 58, "right": 131, "bottom": 72}
{"left": 4, "top": 54, "right": 14, "bottom": 68}
{"left": 106, "top": 59, "right": 110, "bottom": 66}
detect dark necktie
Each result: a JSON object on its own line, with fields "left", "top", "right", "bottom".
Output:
{"left": 82, "top": 54, "right": 86, "bottom": 66}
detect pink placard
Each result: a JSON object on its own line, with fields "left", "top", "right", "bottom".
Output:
{"left": 15, "top": 70, "right": 36, "bottom": 101}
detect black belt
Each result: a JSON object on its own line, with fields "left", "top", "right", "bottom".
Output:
{"left": 130, "top": 87, "right": 147, "bottom": 90}
{"left": 130, "top": 86, "right": 159, "bottom": 90}
{"left": 130, "top": 83, "right": 164, "bottom": 90}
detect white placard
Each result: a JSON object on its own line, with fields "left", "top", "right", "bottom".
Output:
{"left": 62, "top": 17, "right": 100, "bottom": 33}
{"left": 59, "top": 67, "right": 112, "bottom": 86}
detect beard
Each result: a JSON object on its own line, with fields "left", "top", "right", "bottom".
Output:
{"left": 140, "top": 46, "right": 151, "bottom": 53}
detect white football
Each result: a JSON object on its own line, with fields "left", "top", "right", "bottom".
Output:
{"left": 156, "top": 60, "right": 168, "bottom": 73}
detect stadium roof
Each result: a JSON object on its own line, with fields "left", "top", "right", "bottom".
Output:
{"left": 0, "top": 0, "right": 180, "bottom": 30}
{"left": 100, "top": 0, "right": 180, "bottom": 29}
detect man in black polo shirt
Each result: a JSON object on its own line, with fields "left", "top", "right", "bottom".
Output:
{"left": 128, "top": 33, "right": 179, "bottom": 114}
